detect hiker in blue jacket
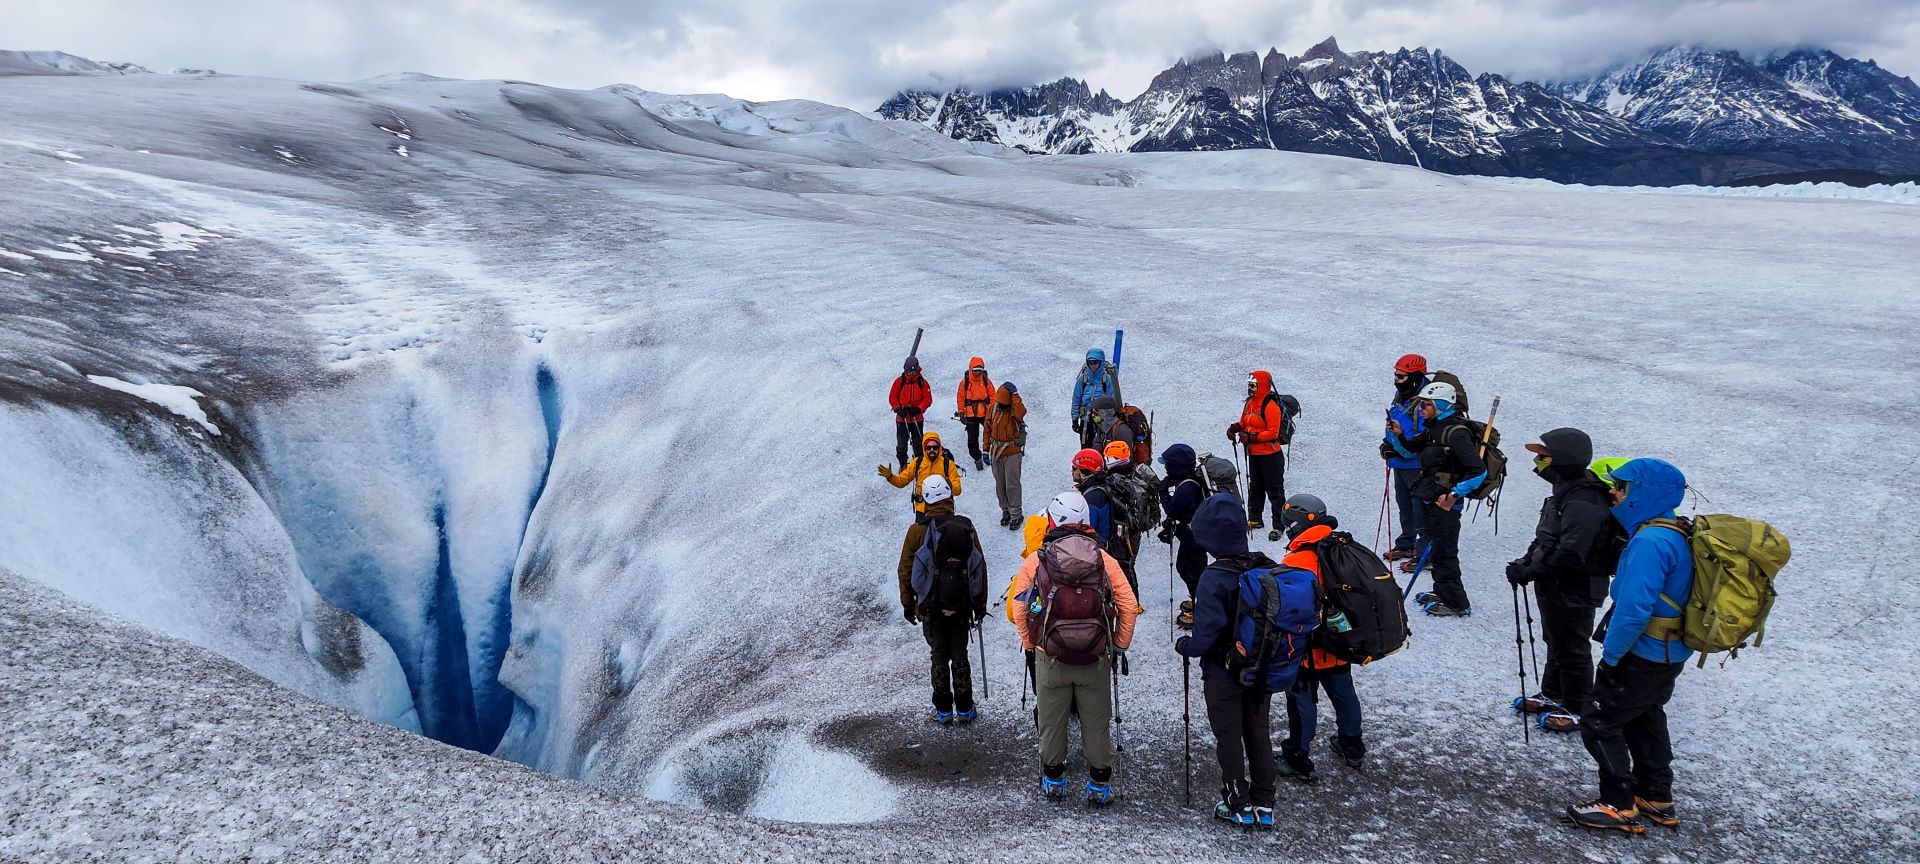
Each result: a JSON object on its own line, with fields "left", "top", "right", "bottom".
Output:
{"left": 1157, "top": 443, "right": 1208, "bottom": 627}
{"left": 1173, "top": 493, "right": 1280, "bottom": 829}
{"left": 1070, "top": 348, "right": 1116, "bottom": 439}
{"left": 1566, "top": 457, "right": 1690, "bottom": 835}
{"left": 1379, "top": 354, "right": 1429, "bottom": 560}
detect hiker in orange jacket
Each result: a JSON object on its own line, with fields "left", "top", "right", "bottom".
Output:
{"left": 1274, "top": 494, "right": 1364, "bottom": 780}
{"left": 1227, "top": 370, "right": 1292, "bottom": 533}
{"left": 889, "top": 356, "right": 933, "bottom": 467}
{"left": 984, "top": 382, "right": 1027, "bottom": 528}
{"left": 954, "top": 356, "right": 995, "bottom": 471}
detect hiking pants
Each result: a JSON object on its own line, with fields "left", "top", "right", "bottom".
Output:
{"left": 1536, "top": 583, "right": 1597, "bottom": 714}
{"left": 894, "top": 420, "right": 925, "bottom": 469}
{"left": 991, "top": 451, "right": 1023, "bottom": 519}
{"left": 961, "top": 417, "right": 984, "bottom": 462}
{"left": 1175, "top": 536, "right": 1207, "bottom": 598}
{"left": 922, "top": 612, "right": 974, "bottom": 713}
{"left": 1283, "top": 665, "right": 1363, "bottom": 756}
{"left": 1422, "top": 502, "right": 1470, "bottom": 611}
{"left": 1202, "top": 675, "right": 1278, "bottom": 809}
{"left": 1246, "top": 451, "right": 1287, "bottom": 526}
{"left": 1107, "top": 529, "right": 1139, "bottom": 596}
{"left": 1581, "top": 655, "right": 1683, "bottom": 808}
{"left": 1392, "top": 466, "right": 1424, "bottom": 551}
{"left": 1036, "top": 654, "right": 1113, "bottom": 775}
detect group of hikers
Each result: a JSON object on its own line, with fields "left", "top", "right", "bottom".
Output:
{"left": 880, "top": 345, "right": 1789, "bottom": 836}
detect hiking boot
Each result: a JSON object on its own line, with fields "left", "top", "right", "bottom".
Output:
{"left": 1539, "top": 711, "right": 1580, "bottom": 734}
{"left": 1213, "top": 802, "right": 1254, "bottom": 827}
{"left": 954, "top": 707, "right": 977, "bottom": 725}
{"left": 974, "top": 457, "right": 985, "bottom": 472}
{"left": 1423, "top": 601, "right": 1470, "bottom": 618}
{"left": 1177, "top": 599, "right": 1195, "bottom": 629}
{"left": 1084, "top": 780, "right": 1113, "bottom": 806}
{"left": 1252, "top": 807, "right": 1275, "bottom": 829}
{"left": 930, "top": 709, "right": 953, "bottom": 725}
{"left": 1563, "top": 800, "right": 1647, "bottom": 834}
{"left": 1330, "top": 735, "right": 1365, "bottom": 769}
{"left": 1040, "top": 775, "right": 1068, "bottom": 800}
{"left": 1384, "top": 547, "right": 1417, "bottom": 562}
{"left": 1274, "top": 749, "right": 1316, "bottom": 783}
{"left": 1412, "top": 591, "right": 1439, "bottom": 605}
{"left": 1247, "top": 518, "right": 1264, "bottom": 531}
{"left": 1399, "top": 558, "right": 1419, "bottom": 573}
{"left": 1267, "top": 529, "right": 1282, "bottom": 543}
{"left": 1513, "top": 693, "right": 1561, "bottom": 714}
{"left": 999, "top": 511, "right": 1013, "bottom": 528}
{"left": 1634, "top": 797, "right": 1678, "bottom": 829}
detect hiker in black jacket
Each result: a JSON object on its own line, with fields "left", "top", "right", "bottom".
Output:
{"left": 1507, "top": 427, "right": 1622, "bottom": 733}
{"left": 1408, "top": 381, "right": 1485, "bottom": 617}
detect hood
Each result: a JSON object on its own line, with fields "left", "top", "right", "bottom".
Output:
{"left": 922, "top": 499, "right": 956, "bottom": 518}
{"left": 968, "top": 356, "right": 986, "bottom": 376}
{"left": 1191, "top": 493, "right": 1250, "bottom": 557}
{"left": 1610, "top": 458, "right": 1687, "bottom": 531}
{"left": 1159, "top": 443, "right": 1196, "bottom": 478}
{"left": 1286, "top": 522, "right": 1334, "bottom": 551}
{"left": 995, "top": 382, "right": 1016, "bottom": 404}
{"left": 922, "top": 430, "right": 941, "bottom": 447}
{"left": 1249, "top": 370, "right": 1274, "bottom": 401}
{"left": 1533, "top": 427, "right": 1594, "bottom": 485}
{"left": 1085, "top": 348, "right": 1106, "bottom": 364}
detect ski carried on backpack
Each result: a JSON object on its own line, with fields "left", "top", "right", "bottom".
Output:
{"left": 909, "top": 327, "right": 923, "bottom": 358}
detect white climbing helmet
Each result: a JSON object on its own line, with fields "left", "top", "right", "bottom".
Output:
{"left": 921, "top": 475, "right": 953, "bottom": 505}
{"left": 1045, "top": 490, "right": 1090, "bottom": 526}
{"left": 1417, "top": 381, "right": 1457, "bottom": 405}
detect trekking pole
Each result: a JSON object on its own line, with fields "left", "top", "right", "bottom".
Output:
{"left": 1400, "top": 538, "right": 1435, "bottom": 600}
{"left": 1375, "top": 465, "right": 1391, "bottom": 552}
{"left": 1182, "top": 655, "right": 1192, "bottom": 807}
{"left": 1511, "top": 584, "right": 1531, "bottom": 745}
{"left": 1520, "top": 586, "right": 1541, "bottom": 689}
{"left": 977, "top": 623, "right": 989, "bottom": 701}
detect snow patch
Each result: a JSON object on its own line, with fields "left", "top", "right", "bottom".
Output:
{"left": 84, "top": 375, "right": 222, "bottom": 435}
{"left": 0, "top": 248, "right": 31, "bottom": 261}
{"left": 55, "top": 150, "right": 82, "bottom": 160}
{"left": 646, "top": 728, "right": 895, "bottom": 824}
{"left": 27, "top": 247, "right": 95, "bottom": 262}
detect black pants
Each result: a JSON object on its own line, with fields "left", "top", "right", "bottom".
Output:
{"left": 1535, "top": 582, "right": 1597, "bottom": 714}
{"left": 894, "top": 420, "right": 925, "bottom": 468}
{"left": 922, "top": 613, "right": 974, "bottom": 713}
{"left": 1107, "top": 528, "right": 1138, "bottom": 596}
{"left": 960, "top": 417, "right": 984, "bottom": 462}
{"left": 1581, "top": 654, "right": 1682, "bottom": 808}
{"left": 1246, "top": 451, "right": 1287, "bottom": 525}
{"left": 1423, "top": 503, "right": 1469, "bottom": 611}
{"left": 1175, "top": 536, "right": 1207, "bottom": 597}
{"left": 1203, "top": 675, "right": 1277, "bottom": 809}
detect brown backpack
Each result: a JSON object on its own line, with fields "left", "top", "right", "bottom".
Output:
{"left": 1027, "top": 532, "right": 1113, "bottom": 665}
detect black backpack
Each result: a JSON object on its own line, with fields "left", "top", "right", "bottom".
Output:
{"left": 1310, "top": 531, "right": 1409, "bottom": 664}
{"left": 1439, "top": 418, "right": 1507, "bottom": 502}
{"left": 919, "top": 514, "right": 983, "bottom": 613}
{"left": 1429, "top": 370, "right": 1470, "bottom": 418}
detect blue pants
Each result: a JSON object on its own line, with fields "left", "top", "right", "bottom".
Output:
{"left": 1391, "top": 467, "right": 1424, "bottom": 551}
{"left": 1282, "top": 665, "right": 1363, "bottom": 755}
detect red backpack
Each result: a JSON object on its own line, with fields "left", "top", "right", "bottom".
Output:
{"left": 1026, "top": 531, "right": 1113, "bottom": 665}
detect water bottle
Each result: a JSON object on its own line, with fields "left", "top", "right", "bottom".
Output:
{"left": 1325, "top": 609, "right": 1353, "bottom": 634}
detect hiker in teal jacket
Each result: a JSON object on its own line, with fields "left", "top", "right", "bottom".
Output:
{"left": 1567, "top": 457, "right": 1691, "bottom": 834}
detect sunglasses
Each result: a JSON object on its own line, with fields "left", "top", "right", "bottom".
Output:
{"left": 972, "top": 366, "right": 985, "bottom": 372}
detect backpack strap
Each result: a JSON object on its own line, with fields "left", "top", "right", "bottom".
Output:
{"left": 1637, "top": 518, "right": 1688, "bottom": 640}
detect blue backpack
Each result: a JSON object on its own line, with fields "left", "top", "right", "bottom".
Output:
{"left": 1225, "top": 562, "right": 1320, "bottom": 691}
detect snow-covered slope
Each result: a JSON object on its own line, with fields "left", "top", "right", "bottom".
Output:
{"left": 2, "top": 64, "right": 1917, "bottom": 862}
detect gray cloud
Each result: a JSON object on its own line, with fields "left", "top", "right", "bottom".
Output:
{"left": 6, "top": 0, "right": 1918, "bottom": 109}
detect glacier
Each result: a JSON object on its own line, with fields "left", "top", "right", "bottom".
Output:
{"left": 1, "top": 65, "right": 1917, "bottom": 862}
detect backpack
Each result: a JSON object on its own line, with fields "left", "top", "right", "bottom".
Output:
{"left": 1116, "top": 405, "right": 1153, "bottom": 462}
{"left": 1194, "top": 451, "right": 1239, "bottom": 499}
{"left": 912, "top": 515, "right": 984, "bottom": 614}
{"left": 1132, "top": 464, "right": 1163, "bottom": 530}
{"left": 1222, "top": 556, "right": 1319, "bottom": 691}
{"left": 1439, "top": 418, "right": 1507, "bottom": 502}
{"left": 1105, "top": 469, "right": 1159, "bottom": 536}
{"left": 1643, "top": 515, "right": 1791, "bottom": 667}
{"left": 1028, "top": 532, "right": 1113, "bottom": 665}
{"left": 1267, "top": 394, "right": 1302, "bottom": 446}
{"left": 1309, "top": 532, "right": 1409, "bottom": 664}
{"left": 1429, "top": 370, "right": 1470, "bottom": 418}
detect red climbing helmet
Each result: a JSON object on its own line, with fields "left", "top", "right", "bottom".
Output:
{"left": 1071, "top": 448, "right": 1104, "bottom": 473}
{"left": 1395, "top": 353, "right": 1428, "bottom": 374}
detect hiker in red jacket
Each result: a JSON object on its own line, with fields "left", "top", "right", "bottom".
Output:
{"left": 890, "top": 356, "right": 933, "bottom": 467}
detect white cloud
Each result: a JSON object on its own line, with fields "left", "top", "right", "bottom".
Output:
{"left": 4, "top": 0, "right": 1917, "bottom": 108}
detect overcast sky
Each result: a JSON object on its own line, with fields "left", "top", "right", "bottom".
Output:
{"left": 9, "top": 0, "right": 1919, "bottom": 108}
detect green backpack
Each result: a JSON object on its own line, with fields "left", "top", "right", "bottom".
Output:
{"left": 1643, "top": 515, "right": 1791, "bottom": 667}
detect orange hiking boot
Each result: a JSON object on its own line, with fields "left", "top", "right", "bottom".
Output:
{"left": 1563, "top": 801, "right": 1647, "bottom": 835}
{"left": 1635, "top": 797, "right": 1678, "bottom": 829}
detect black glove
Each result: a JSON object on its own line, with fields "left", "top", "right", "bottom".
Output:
{"left": 1505, "top": 559, "right": 1531, "bottom": 587}
{"left": 903, "top": 606, "right": 918, "bottom": 625}
{"left": 1380, "top": 441, "right": 1397, "bottom": 460}
{"left": 1595, "top": 661, "right": 1621, "bottom": 689}
{"left": 1157, "top": 523, "right": 1175, "bottom": 545}
{"left": 1173, "top": 634, "right": 1190, "bottom": 655}
{"left": 973, "top": 609, "right": 988, "bottom": 626}
{"left": 1072, "top": 418, "right": 1083, "bottom": 434}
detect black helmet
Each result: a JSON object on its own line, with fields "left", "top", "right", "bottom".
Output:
{"left": 1281, "top": 493, "right": 1334, "bottom": 538}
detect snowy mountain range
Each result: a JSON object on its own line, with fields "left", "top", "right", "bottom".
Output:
{"left": 879, "top": 39, "right": 1920, "bottom": 186}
